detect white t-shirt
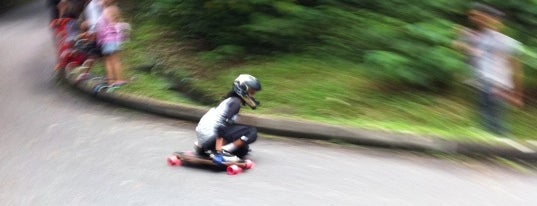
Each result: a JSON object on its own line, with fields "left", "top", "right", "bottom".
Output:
{"left": 195, "top": 97, "right": 241, "bottom": 144}
{"left": 84, "top": 0, "right": 102, "bottom": 33}
{"left": 474, "top": 29, "right": 522, "bottom": 90}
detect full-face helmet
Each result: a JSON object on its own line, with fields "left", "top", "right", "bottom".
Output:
{"left": 233, "top": 74, "right": 261, "bottom": 109}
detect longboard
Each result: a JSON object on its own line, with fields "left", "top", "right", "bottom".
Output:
{"left": 167, "top": 151, "right": 254, "bottom": 175}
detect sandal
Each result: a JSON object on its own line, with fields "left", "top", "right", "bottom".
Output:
{"left": 75, "top": 72, "right": 90, "bottom": 82}
{"left": 110, "top": 80, "right": 128, "bottom": 87}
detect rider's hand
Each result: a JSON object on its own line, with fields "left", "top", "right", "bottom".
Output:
{"left": 212, "top": 151, "right": 225, "bottom": 166}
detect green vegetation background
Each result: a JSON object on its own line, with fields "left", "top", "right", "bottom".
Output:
{"left": 112, "top": 0, "right": 537, "bottom": 142}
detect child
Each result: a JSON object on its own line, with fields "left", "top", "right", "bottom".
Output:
{"left": 95, "top": 0, "right": 129, "bottom": 86}
{"left": 195, "top": 74, "right": 262, "bottom": 165}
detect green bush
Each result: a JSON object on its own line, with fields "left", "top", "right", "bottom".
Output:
{"left": 151, "top": 0, "right": 537, "bottom": 93}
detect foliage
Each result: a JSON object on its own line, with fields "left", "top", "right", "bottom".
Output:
{"left": 151, "top": 0, "right": 537, "bottom": 92}
{"left": 118, "top": 0, "right": 537, "bottom": 140}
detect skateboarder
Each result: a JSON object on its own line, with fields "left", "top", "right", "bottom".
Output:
{"left": 194, "top": 74, "right": 261, "bottom": 166}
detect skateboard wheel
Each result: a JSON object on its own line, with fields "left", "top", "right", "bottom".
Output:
{"left": 167, "top": 155, "right": 181, "bottom": 166}
{"left": 227, "top": 165, "right": 243, "bottom": 175}
{"left": 244, "top": 160, "right": 255, "bottom": 169}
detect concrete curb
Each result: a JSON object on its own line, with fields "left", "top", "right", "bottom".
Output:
{"left": 62, "top": 69, "right": 537, "bottom": 161}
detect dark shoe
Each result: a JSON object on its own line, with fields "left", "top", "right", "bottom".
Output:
{"left": 194, "top": 141, "right": 209, "bottom": 157}
{"left": 221, "top": 150, "right": 241, "bottom": 162}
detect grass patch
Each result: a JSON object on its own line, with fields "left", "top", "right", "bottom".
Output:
{"left": 192, "top": 56, "right": 537, "bottom": 141}
{"left": 110, "top": 0, "right": 537, "bottom": 143}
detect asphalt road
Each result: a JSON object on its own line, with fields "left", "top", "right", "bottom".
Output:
{"left": 1, "top": 1, "right": 537, "bottom": 206}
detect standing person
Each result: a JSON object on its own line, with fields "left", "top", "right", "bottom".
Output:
{"left": 95, "top": 0, "right": 129, "bottom": 86}
{"left": 73, "top": 0, "right": 104, "bottom": 79}
{"left": 83, "top": 0, "right": 102, "bottom": 34}
{"left": 454, "top": 3, "right": 524, "bottom": 136}
{"left": 195, "top": 74, "right": 261, "bottom": 165}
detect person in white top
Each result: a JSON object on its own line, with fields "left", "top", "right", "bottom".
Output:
{"left": 195, "top": 74, "right": 262, "bottom": 165}
{"left": 83, "top": 0, "right": 103, "bottom": 34}
{"left": 454, "top": 3, "right": 524, "bottom": 136}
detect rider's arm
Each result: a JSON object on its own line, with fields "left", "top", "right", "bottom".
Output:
{"left": 215, "top": 137, "right": 224, "bottom": 153}
{"left": 214, "top": 97, "right": 242, "bottom": 153}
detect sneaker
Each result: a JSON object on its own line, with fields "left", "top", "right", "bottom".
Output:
{"left": 110, "top": 80, "right": 128, "bottom": 87}
{"left": 208, "top": 150, "right": 241, "bottom": 162}
{"left": 221, "top": 150, "right": 241, "bottom": 162}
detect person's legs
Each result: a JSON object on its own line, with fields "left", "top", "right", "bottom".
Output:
{"left": 221, "top": 125, "right": 258, "bottom": 157}
{"left": 479, "top": 85, "right": 492, "bottom": 130}
{"left": 195, "top": 127, "right": 217, "bottom": 155}
{"left": 479, "top": 82, "right": 506, "bottom": 136}
{"left": 110, "top": 52, "right": 125, "bottom": 83}
{"left": 101, "top": 41, "right": 125, "bottom": 85}
{"left": 489, "top": 92, "right": 506, "bottom": 136}
{"left": 233, "top": 144, "right": 250, "bottom": 159}
{"left": 101, "top": 42, "right": 117, "bottom": 84}
{"left": 199, "top": 137, "right": 216, "bottom": 152}
{"left": 103, "top": 55, "right": 114, "bottom": 84}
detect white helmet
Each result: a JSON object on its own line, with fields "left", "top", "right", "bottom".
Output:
{"left": 233, "top": 74, "right": 261, "bottom": 109}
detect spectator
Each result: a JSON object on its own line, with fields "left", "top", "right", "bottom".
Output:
{"left": 454, "top": 3, "right": 524, "bottom": 136}
{"left": 73, "top": 20, "right": 102, "bottom": 82}
{"left": 72, "top": 0, "right": 104, "bottom": 79}
{"left": 95, "top": 0, "right": 129, "bottom": 86}
{"left": 83, "top": 0, "right": 103, "bottom": 34}
{"left": 50, "top": 0, "right": 80, "bottom": 71}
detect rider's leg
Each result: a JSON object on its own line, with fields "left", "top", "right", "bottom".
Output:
{"left": 221, "top": 125, "right": 257, "bottom": 155}
{"left": 195, "top": 129, "right": 217, "bottom": 156}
